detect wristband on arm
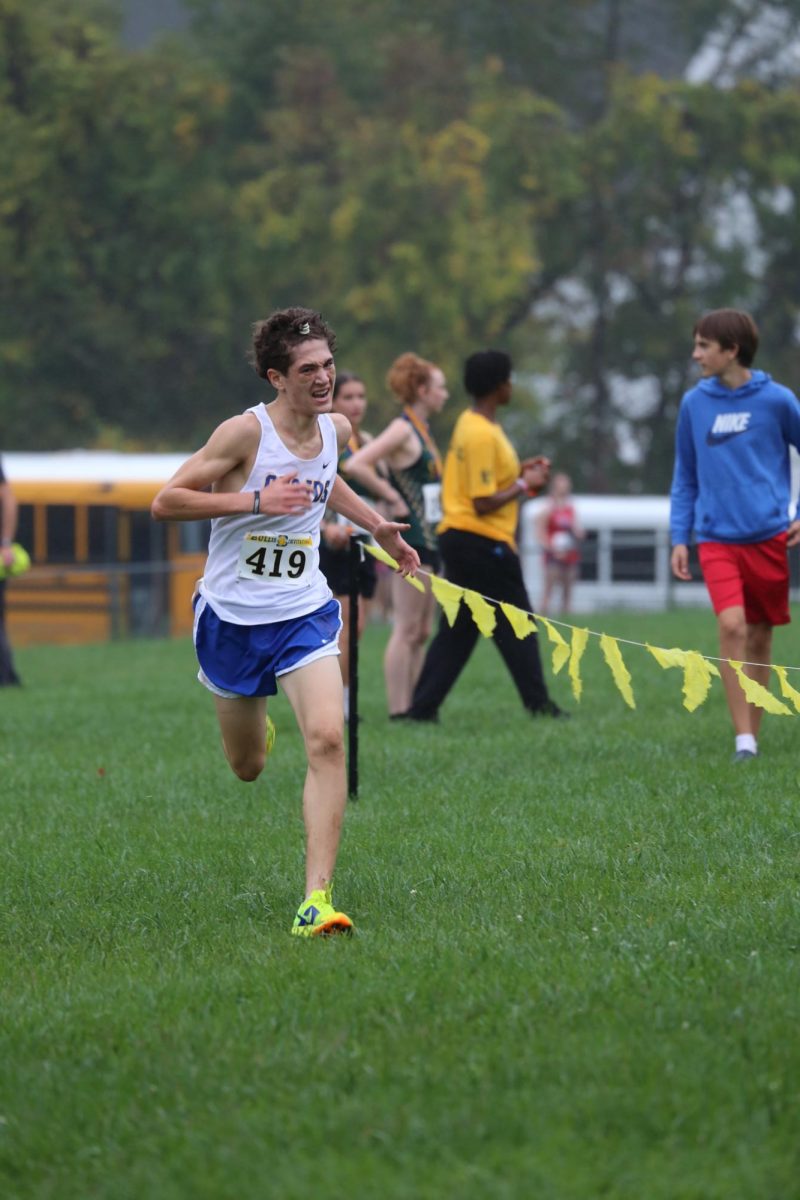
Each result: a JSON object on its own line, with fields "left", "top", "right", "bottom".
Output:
{"left": 516, "top": 477, "right": 541, "bottom": 499}
{"left": 252, "top": 490, "right": 261, "bottom": 515}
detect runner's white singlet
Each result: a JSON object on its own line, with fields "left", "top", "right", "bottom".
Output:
{"left": 199, "top": 405, "right": 338, "bottom": 624}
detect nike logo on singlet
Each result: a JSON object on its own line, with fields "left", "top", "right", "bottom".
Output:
{"left": 705, "top": 412, "right": 752, "bottom": 446}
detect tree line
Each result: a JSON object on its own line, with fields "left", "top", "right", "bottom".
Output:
{"left": 3, "top": 0, "right": 800, "bottom": 491}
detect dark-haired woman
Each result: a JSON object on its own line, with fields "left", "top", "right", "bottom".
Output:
{"left": 319, "top": 372, "right": 406, "bottom": 717}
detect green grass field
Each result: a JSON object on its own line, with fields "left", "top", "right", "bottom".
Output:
{"left": 2, "top": 610, "right": 800, "bottom": 1199}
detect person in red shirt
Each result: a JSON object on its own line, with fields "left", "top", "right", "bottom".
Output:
{"left": 535, "top": 472, "right": 584, "bottom": 615}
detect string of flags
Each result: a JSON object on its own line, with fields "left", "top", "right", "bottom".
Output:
{"left": 364, "top": 544, "right": 800, "bottom": 717}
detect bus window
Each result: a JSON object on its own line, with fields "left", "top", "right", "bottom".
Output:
{"left": 611, "top": 530, "right": 657, "bottom": 582}
{"left": 88, "top": 506, "right": 119, "bottom": 563}
{"left": 129, "top": 508, "right": 166, "bottom": 562}
{"left": 126, "top": 509, "right": 169, "bottom": 636}
{"left": 790, "top": 544, "right": 800, "bottom": 589}
{"left": 578, "top": 530, "right": 599, "bottom": 582}
{"left": 46, "top": 505, "right": 76, "bottom": 563}
{"left": 16, "top": 504, "right": 34, "bottom": 559}
{"left": 178, "top": 520, "right": 211, "bottom": 554}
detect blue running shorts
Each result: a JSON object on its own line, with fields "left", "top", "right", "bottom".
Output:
{"left": 193, "top": 595, "right": 342, "bottom": 698}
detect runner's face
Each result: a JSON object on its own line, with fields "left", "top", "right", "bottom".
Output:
{"left": 552, "top": 473, "right": 571, "bottom": 500}
{"left": 279, "top": 339, "right": 336, "bottom": 412}
{"left": 692, "top": 335, "right": 738, "bottom": 378}
{"left": 333, "top": 379, "right": 367, "bottom": 429}
{"left": 420, "top": 368, "right": 448, "bottom": 413}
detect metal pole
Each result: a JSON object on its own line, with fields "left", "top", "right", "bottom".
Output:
{"left": 347, "top": 536, "right": 360, "bottom": 799}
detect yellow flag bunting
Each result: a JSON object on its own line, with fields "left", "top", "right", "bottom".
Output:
{"left": 364, "top": 544, "right": 800, "bottom": 716}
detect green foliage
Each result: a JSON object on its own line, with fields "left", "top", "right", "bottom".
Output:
{"left": 3, "top": 614, "right": 800, "bottom": 1197}
{"left": 230, "top": 50, "right": 576, "bottom": 428}
{"left": 0, "top": 0, "right": 248, "bottom": 448}
{"left": 3, "top": 0, "right": 800, "bottom": 485}
{"left": 526, "top": 70, "right": 800, "bottom": 489}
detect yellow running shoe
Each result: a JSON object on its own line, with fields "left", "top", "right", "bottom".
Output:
{"left": 291, "top": 885, "right": 354, "bottom": 937}
{"left": 265, "top": 714, "right": 276, "bottom": 763}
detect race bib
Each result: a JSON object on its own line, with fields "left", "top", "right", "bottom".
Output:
{"left": 551, "top": 531, "right": 574, "bottom": 553}
{"left": 237, "top": 531, "right": 315, "bottom": 586}
{"left": 422, "top": 482, "right": 442, "bottom": 524}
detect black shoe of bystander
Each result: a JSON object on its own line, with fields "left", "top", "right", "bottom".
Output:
{"left": 394, "top": 709, "right": 440, "bottom": 724}
{"left": 528, "top": 699, "right": 570, "bottom": 719}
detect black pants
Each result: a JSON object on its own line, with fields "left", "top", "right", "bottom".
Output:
{"left": 0, "top": 580, "right": 21, "bottom": 686}
{"left": 409, "top": 528, "right": 549, "bottom": 717}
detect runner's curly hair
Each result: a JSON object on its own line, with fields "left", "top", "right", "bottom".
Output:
{"left": 386, "top": 352, "right": 436, "bottom": 405}
{"left": 251, "top": 307, "right": 337, "bottom": 378}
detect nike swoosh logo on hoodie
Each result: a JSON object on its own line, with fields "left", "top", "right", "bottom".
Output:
{"left": 705, "top": 428, "right": 750, "bottom": 446}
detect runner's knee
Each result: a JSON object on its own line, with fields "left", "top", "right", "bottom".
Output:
{"left": 227, "top": 748, "right": 265, "bottom": 782}
{"left": 305, "top": 722, "right": 344, "bottom": 765}
{"left": 747, "top": 622, "right": 773, "bottom": 658}
{"left": 397, "top": 616, "right": 431, "bottom": 648}
{"left": 718, "top": 607, "right": 746, "bottom": 641}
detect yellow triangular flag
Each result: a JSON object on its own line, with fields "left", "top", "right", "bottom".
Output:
{"left": 729, "top": 661, "right": 792, "bottom": 716}
{"left": 599, "top": 634, "right": 635, "bottom": 708}
{"left": 402, "top": 574, "right": 426, "bottom": 592}
{"left": 682, "top": 651, "right": 716, "bottom": 712}
{"left": 568, "top": 627, "right": 589, "bottom": 701}
{"left": 364, "top": 542, "right": 396, "bottom": 569}
{"left": 499, "top": 602, "right": 537, "bottom": 640}
{"left": 647, "top": 644, "right": 687, "bottom": 670}
{"left": 539, "top": 618, "right": 570, "bottom": 675}
{"left": 464, "top": 589, "right": 496, "bottom": 637}
{"left": 364, "top": 541, "right": 425, "bottom": 591}
{"left": 774, "top": 665, "right": 800, "bottom": 714}
{"left": 430, "top": 575, "right": 464, "bottom": 627}
{"left": 649, "top": 643, "right": 717, "bottom": 705}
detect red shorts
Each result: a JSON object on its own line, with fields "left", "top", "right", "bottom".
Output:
{"left": 698, "top": 534, "right": 790, "bottom": 626}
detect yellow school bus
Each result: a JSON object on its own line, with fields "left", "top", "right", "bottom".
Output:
{"left": 4, "top": 452, "right": 206, "bottom": 646}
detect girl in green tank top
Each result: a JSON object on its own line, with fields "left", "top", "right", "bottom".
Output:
{"left": 390, "top": 407, "right": 442, "bottom": 559}
{"left": 341, "top": 352, "right": 449, "bottom": 716}
{"left": 319, "top": 372, "right": 406, "bottom": 714}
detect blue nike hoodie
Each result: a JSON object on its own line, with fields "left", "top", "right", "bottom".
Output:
{"left": 670, "top": 370, "right": 800, "bottom": 545}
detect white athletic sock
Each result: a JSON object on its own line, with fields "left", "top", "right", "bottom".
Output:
{"left": 735, "top": 733, "right": 757, "bottom": 755}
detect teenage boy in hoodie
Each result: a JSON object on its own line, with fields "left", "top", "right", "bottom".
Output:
{"left": 670, "top": 308, "right": 800, "bottom": 762}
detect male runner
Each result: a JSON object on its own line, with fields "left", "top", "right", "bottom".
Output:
{"left": 152, "top": 308, "right": 419, "bottom": 934}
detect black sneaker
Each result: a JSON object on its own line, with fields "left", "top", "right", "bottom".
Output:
{"left": 395, "top": 709, "right": 439, "bottom": 723}
{"left": 529, "top": 700, "right": 570, "bottom": 719}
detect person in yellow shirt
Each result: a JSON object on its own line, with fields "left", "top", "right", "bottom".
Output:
{"left": 402, "top": 350, "right": 567, "bottom": 722}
